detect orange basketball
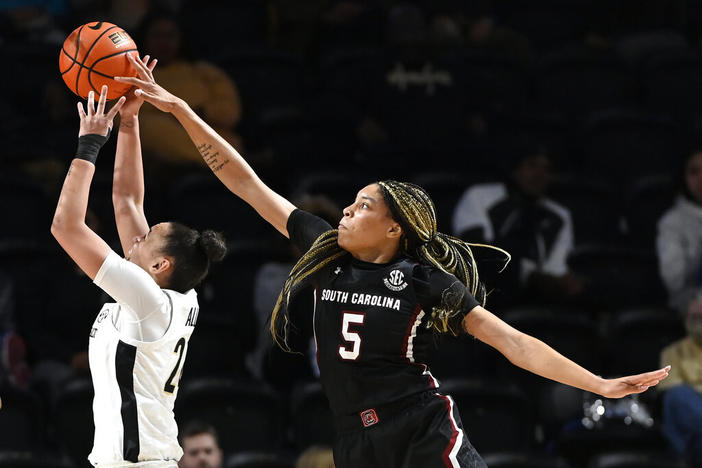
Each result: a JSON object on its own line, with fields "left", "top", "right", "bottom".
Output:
{"left": 59, "top": 21, "right": 139, "bottom": 100}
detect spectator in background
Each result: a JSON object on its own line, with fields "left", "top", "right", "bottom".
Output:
{"left": 134, "top": 11, "right": 243, "bottom": 174}
{"left": 178, "top": 421, "right": 223, "bottom": 468}
{"left": 452, "top": 144, "right": 583, "bottom": 306}
{"left": 296, "top": 445, "right": 335, "bottom": 468}
{"left": 657, "top": 148, "right": 702, "bottom": 316}
{"left": 0, "top": 0, "right": 67, "bottom": 44}
{"left": 659, "top": 303, "right": 702, "bottom": 465}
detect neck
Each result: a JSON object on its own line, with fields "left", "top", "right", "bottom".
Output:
{"left": 349, "top": 246, "right": 400, "bottom": 264}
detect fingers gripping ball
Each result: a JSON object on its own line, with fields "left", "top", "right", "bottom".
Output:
{"left": 59, "top": 21, "right": 139, "bottom": 100}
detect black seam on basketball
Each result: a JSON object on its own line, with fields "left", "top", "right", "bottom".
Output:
{"left": 69, "top": 25, "right": 85, "bottom": 96}
{"left": 87, "top": 48, "right": 138, "bottom": 97}
{"left": 75, "top": 25, "right": 119, "bottom": 97}
{"left": 60, "top": 48, "right": 80, "bottom": 75}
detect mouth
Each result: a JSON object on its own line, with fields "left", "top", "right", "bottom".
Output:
{"left": 338, "top": 223, "right": 347, "bottom": 230}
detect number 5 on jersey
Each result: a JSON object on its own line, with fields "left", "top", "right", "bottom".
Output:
{"left": 338, "top": 312, "right": 365, "bottom": 360}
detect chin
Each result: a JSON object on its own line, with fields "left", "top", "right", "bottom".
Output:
{"left": 337, "top": 234, "right": 349, "bottom": 251}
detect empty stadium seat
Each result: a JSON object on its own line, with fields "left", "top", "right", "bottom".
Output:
{"left": 535, "top": 50, "right": 637, "bottom": 117}
{"left": 0, "top": 384, "right": 43, "bottom": 452}
{"left": 167, "top": 174, "right": 278, "bottom": 242}
{"left": 216, "top": 49, "right": 306, "bottom": 123}
{"left": 604, "top": 308, "right": 685, "bottom": 376}
{"left": 642, "top": 49, "right": 702, "bottom": 121}
{"left": 0, "top": 451, "right": 73, "bottom": 468}
{"left": 578, "top": 110, "right": 680, "bottom": 184}
{"left": 224, "top": 452, "right": 295, "bottom": 468}
{"left": 176, "top": 378, "right": 283, "bottom": 453}
{"left": 567, "top": 245, "right": 665, "bottom": 308}
{"left": 53, "top": 377, "right": 94, "bottom": 468}
{"left": 587, "top": 451, "right": 688, "bottom": 468}
{"left": 288, "top": 382, "right": 335, "bottom": 450}
{"left": 440, "top": 379, "right": 534, "bottom": 454}
{"left": 622, "top": 176, "right": 676, "bottom": 248}
{"left": 0, "top": 177, "right": 52, "bottom": 243}
{"left": 547, "top": 175, "right": 619, "bottom": 245}
{"left": 483, "top": 452, "right": 573, "bottom": 468}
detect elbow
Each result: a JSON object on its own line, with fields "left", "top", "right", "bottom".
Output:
{"left": 51, "top": 212, "right": 80, "bottom": 243}
{"left": 50, "top": 215, "right": 67, "bottom": 242}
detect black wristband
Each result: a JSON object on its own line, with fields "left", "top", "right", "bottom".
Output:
{"left": 75, "top": 130, "right": 110, "bottom": 164}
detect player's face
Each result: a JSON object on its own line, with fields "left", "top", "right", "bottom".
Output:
{"left": 685, "top": 152, "right": 702, "bottom": 203}
{"left": 125, "top": 223, "right": 169, "bottom": 271}
{"left": 179, "top": 433, "right": 222, "bottom": 468}
{"left": 338, "top": 184, "right": 401, "bottom": 257}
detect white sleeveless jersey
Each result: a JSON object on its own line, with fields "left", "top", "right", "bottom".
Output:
{"left": 88, "top": 287, "right": 200, "bottom": 467}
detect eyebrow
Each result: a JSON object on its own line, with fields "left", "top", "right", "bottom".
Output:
{"left": 360, "top": 195, "right": 376, "bottom": 203}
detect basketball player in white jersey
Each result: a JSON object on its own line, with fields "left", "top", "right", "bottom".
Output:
{"left": 51, "top": 68, "right": 227, "bottom": 467}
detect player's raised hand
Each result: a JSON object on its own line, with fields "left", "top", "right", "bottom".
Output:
{"left": 597, "top": 365, "right": 671, "bottom": 398}
{"left": 119, "top": 54, "right": 157, "bottom": 117}
{"left": 115, "top": 53, "right": 179, "bottom": 113}
{"left": 77, "top": 85, "right": 125, "bottom": 136}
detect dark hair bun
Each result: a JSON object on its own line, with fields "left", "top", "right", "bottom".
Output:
{"left": 198, "top": 230, "right": 227, "bottom": 262}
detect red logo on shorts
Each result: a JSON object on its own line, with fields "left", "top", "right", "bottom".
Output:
{"left": 360, "top": 409, "right": 379, "bottom": 427}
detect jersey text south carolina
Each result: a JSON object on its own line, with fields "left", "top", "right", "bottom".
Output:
{"left": 320, "top": 288, "right": 401, "bottom": 310}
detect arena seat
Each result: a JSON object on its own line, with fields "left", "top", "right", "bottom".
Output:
{"left": 176, "top": 378, "right": 283, "bottom": 453}
{"left": 288, "top": 381, "right": 335, "bottom": 450}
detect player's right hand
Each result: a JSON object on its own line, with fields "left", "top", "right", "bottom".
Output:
{"left": 115, "top": 53, "right": 179, "bottom": 114}
{"left": 77, "top": 85, "right": 125, "bottom": 137}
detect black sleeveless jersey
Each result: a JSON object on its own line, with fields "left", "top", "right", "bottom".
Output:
{"left": 287, "top": 210, "right": 480, "bottom": 417}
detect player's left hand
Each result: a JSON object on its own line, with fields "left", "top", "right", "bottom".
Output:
{"left": 597, "top": 365, "right": 671, "bottom": 398}
{"left": 78, "top": 85, "right": 125, "bottom": 137}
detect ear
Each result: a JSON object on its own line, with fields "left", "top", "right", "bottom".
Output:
{"left": 150, "top": 256, "right": 172, "bottom": 275}
{"left": 387, "top": 222, "right": 403, "bottom": 239}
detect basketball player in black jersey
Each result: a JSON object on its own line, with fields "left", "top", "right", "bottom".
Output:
{"left": 118, "top": 55, "right": 671, "bottom": 468}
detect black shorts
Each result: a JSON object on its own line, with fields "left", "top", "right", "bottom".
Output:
{"left": 332, "top": 390, "right": 486, "bottom": 468}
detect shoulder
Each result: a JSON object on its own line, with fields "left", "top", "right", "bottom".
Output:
{"left": 661, "top": 337, "right": 687, "bottom": 359}
{"left": 658, "top": 197, "right": 692, "bottom": 228}
{"left": 411, "top": 262, "right": 460, "bottom": 287}
{"left": 458, "top": 183, "right": 507, "bottom": 207}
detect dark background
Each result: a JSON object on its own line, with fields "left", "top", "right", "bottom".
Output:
{"left": 0, "top": 1, "right": 700, "bottom": 467}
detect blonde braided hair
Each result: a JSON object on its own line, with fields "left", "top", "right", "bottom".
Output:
{"left": 270, "top": 180, "right": 510, "bottom": 349}
{"left": 378, "top": 180, "right": 510, "bottom": 334}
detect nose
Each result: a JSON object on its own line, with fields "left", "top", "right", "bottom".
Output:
{"left": 343, "top": 206, "right": 353, "bottom": 217}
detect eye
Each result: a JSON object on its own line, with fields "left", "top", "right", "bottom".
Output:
{"left": 361, "top": 202, "right": 369, "bottom": 209}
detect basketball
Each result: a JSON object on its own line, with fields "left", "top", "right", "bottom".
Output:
{"left": 59, "top": 21, "right": 139, "bottom": 100}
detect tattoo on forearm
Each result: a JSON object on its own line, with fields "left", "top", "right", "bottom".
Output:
{"left": 197, "top": 142, "right": 230, "bottom": 173}
{"left": 120, "top": 119, "right": 136, "bottom": 129}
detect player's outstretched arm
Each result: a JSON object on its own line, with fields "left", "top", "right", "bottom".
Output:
{"left": 112, "top": 54, "right": 157, "bottom": 256}
{"left": 51, "top": 86, "right": 126, "bottom": 279}
{"left": 463, "top": 306, "right": 671, "bottom": 398}
{"left": 115, "top": 55, "right": 296, "bottom": 238}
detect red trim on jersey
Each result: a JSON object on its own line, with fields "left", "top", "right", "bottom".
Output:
{"left": 402, "top": 305, "right": 439, "bottom": 388}
{"left": 439, "top": 394, "right": 460, "bottom": 468}
{"left": 402, "top": 305, "right": 423, "bottom": 361}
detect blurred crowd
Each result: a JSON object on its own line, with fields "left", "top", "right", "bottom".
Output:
{"left": 2, "top": 0, "right": 702, "bottom": 467}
